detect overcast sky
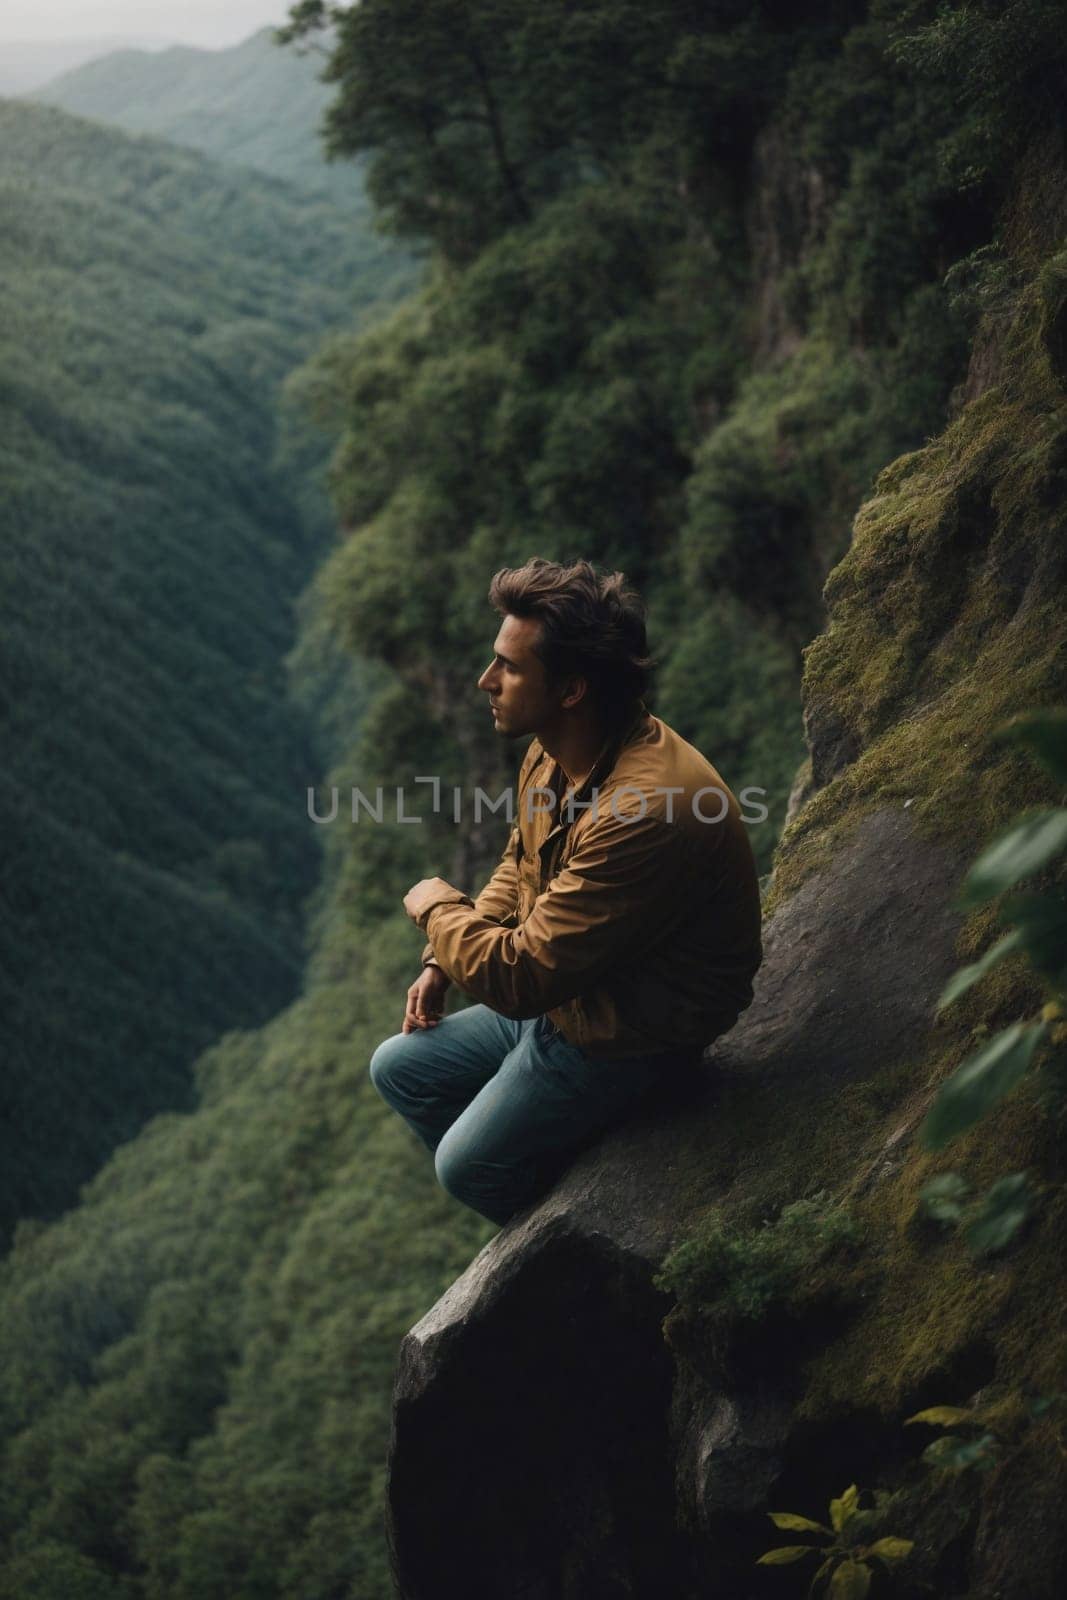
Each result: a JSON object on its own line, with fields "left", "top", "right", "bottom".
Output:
{"left": 0, "top": 2, "right": 296, "bottom": 48}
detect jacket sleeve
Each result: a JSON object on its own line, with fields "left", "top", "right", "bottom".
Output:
{"left": 416, "top": 810, "right": 695, "bottom": 1017}
{"left": 419, "top": 827, "right": 520, "bottom": 966}
{"left": 419, "top": 740, "right": 543, "bottom": 968}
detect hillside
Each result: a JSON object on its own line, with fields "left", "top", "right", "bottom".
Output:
{"left": 0, "top": 96, "right": 405, "bottom": 1239}
{"left": 30, "top": 26, "right": 372, "bottom": 208}
{"left": 1, "top": 4, "right": 1065, "bottom": 1599}
{"left": 0, "top": 37, "right": 173, "bottom": 96}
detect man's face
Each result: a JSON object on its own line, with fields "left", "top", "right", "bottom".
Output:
{"left": 477, "top": 614, "right": 566, "bottom": 739}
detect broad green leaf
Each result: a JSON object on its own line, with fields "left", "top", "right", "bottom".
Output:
{"left": 808, "top": 1556, "right": 836, "bottom": 1598}
{"left": 920, "top": 1022, "right": 1047, "bottom": 1150}
{"left": 757, "top": 1545, "right": 818, "bottom": 1565}
{"left": 964, "top": 1173, "right": 1033, "bottom": 1255}
{"left": 922, "top": 1433, "right": 997, "bottom": 1471}
{"left": 921, "top": 1433, "right": 967, "bottom": 1467}
{"left": 865, "top": 1537, "right": 915, "bottom": 1564}
{"left": 843, "top": 1509, "right": 879, "bottom": 1541}
{"left": 936, "top": 929, "right": 1023, "bottom": 1011}
{"left": 1000, "top": 891, "right": 1067, "bottom": 987}
{"left": 829, "top": 1484, "right": 859, "bottom": 1532}
{"left": 769, "top": 1512, "right": 831, "bottom": 1534}
{"left": 999, "top": 708, "right": 1067, "bottom": 784}
{"left": 959, "top": 810, "right": 1067, "bottom": 908}
{"left": 829, "top": 1558, "right": 871, "bottom": 1600}
{"left": 921, "top": 1173, "right": 969, "bottom": 1223}
{"left": 905, "top": 1405, "right": 975, "bottom": 1427}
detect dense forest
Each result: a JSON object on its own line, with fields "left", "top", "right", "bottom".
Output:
{"left": 0, "top": 96, "right": 407, "bottom": 1239}
{"left": 1, "top": 1, "right": 1066, "bottom": 1596}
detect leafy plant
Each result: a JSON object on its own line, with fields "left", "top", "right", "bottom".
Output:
{"left": 757, "top": 1484, "right": 913, "bottom": 1597}
{"left": 888, "top": 0, "right": 1067, "bottom": 197}
{"left": 904, "top": 1404, "right": 1000, "bottom": 1474}
{"left": 920, "top": 1170, "right": 1035, "bottom": 1256}
{"left": 905, "top": 1392, "right": 1066, "bottom": 1476}
{"left": 920, "top": 709, "right": 1067, "bottom": 1249}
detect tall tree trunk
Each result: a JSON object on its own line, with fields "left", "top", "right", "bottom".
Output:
{"left": 463, "top": 37, "right": 531, "bottom": 223}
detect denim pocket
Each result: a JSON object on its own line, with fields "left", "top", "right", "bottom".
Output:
{"left": 537, "top": 1013, "right": 588, "bottom": 1067}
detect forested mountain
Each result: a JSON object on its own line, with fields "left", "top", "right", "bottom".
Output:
{"left": 30, "top": 26, "right": 370, "bottom": 208}
{"left": 0, "top": 96, "right": 406, "bottom": 1240}
{"left": 1, "top": 3, "right": 1065, "bottom": 1598}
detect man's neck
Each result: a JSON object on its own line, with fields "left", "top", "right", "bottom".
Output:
{"left": 537, "top": 715, "right": 614, "bottom": 792}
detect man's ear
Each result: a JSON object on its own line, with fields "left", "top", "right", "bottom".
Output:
{"left": 560, "top": 675, "right": 588, "bottom": 711}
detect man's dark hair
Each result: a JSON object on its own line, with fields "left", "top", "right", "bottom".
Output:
{"left": 488, "top": 557, "right": 653, "bottom": 722}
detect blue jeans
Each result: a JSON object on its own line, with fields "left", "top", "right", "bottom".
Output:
{"left": 369, "top": 1005, "right": 701, "bottom": 1225}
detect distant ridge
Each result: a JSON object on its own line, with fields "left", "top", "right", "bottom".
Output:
{"left": 0, "top": 35, "right": 174, "bottom": 95}
{"left": 29, "top": 25, "right": 361, "bottom": 204}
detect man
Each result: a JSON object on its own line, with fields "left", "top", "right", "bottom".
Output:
{"left": 369, "top": 557, "right": 763, "bottom": 1225}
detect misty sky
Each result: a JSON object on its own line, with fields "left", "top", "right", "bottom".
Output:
{"left": 0, "top": 2, "right": 297, "bottom": 48}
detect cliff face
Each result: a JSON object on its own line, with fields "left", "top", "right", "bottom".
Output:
{"left": 383, "top": 147, "right": 1067, "bottom": 1600}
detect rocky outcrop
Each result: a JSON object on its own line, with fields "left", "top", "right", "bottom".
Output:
{"left": 384, "top": 805, "right": 968, "bottom": 1598}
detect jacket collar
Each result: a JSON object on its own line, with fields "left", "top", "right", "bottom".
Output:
{"left": 573, "top": 700, "right": 650, "bottom": 799}
{"left": 536, "top": 701, "right": 652, "bottom": 849}
{"left": 531, "top": 700, "right": 649, "bottom": 792}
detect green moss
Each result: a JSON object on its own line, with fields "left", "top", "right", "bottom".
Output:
{"left": 656, "top": 1194, "right": 861, "bottom": 1322}
{"left": 663, "top": 954, "right": 1063, "bottom": 1424}
{"left": 766, "top": 264, "right": 1067, "bottom": 921}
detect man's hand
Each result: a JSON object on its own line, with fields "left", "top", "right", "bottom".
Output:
{"left": 403, "top": 964, "right": 451, "bottom": 1034}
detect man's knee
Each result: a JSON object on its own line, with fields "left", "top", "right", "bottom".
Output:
{"left": 368, "top": 1032, "right": 408, "bottom": 1102}
{"left": 433, "top": 1126, "right": 499, "bottom": 1213}
{"left": 432, "top": 1125, "right": 469, "bottom": 1201}
{"left": 433, "top": 1127, "right": 541, "bottom": 1226}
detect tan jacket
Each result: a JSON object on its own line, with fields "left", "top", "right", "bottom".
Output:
{"left": 415, "top": 706, "right": 763, "bottom": 1059}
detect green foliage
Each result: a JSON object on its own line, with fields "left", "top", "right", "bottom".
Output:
{"left": 654, "top": 1194, "right": 860, "bottom": 1323}
{"left": 921, "top": 711, "right": 1067, "bottom": 1152}
{"left": 271, "top": 0, "right": 1035, "bottom": 928}
{"left": 918, "top": 710, "right": 1067, "bottom": 1257}
{"left": 0, "top": 899, "right": 490, "bottom": 1600}
{"left": 887, "top": 0, "right": 1067, "bottom": 197}
{"left": 674, "top": 336, "right": 921, "bottom": 675}
{"left": 299, "top": 175, "right": 749, "bottom": 839}
{"left": 960, "top": 811, "right": 1067, "bottom": 911}
{"left": 7, "top": 2, "right": 1067, "bottom": 1593}
{"left": 653, "top": 590, "right": 805, "bottom": 870}
{"left": 0, "top": 99, "right": 404, "bottom": 1239}
{"left": 0, "top": 1543, "right": 124, "bottom": 1600}
{"left": 921, "top": 1024, "right": 1049, "bottom": 1152}
{"left": 921, "top": 1170, "right": 1036, "bottom": 1256}
{"left": 780, "top": 11, "right": 988, "bottom": 362}
{"left": 280, "top": 0, "right": 805, "bottom": 262}
{"left": 757, "top": 1483, "right": 913, "bottom": 1597}
{"left": 959, "top": 1168, "right": 1036, "bottom": 1256}
{"left": 286, "top": 0, "right": 994, "bottom": 877}
{"left": 904, "top": 1392, "right": 1067, "bottom": 1475}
